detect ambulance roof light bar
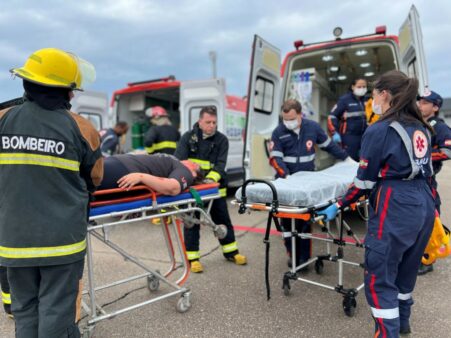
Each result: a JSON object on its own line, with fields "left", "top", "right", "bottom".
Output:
{"left": 375, "top": 25, "right": 387, "bottom": 35}
{"left": 294, "top": 40, "right": 304, "bottom": 50}
{"left": 128, "top": 75, "right": 176, "bottom": 86}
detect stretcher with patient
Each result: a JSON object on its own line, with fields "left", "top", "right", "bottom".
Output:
{"left": 234, "top": 162, "right": 368, "bottom": 316}
{"left": 80, "top": 183, "right": 226, "bottom": 338}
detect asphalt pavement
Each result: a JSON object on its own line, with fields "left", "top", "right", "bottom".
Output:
{"left": 1, "top": 163, "right": 450, "bottom": 338}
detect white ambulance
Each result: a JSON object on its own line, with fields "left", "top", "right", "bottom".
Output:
{"left": 244, "top": 5, "right": 429, "bottom": 180}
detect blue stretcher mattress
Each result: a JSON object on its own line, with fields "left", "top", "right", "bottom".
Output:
{"left": 90, "top": 187, "right": 219, "bottom": 217}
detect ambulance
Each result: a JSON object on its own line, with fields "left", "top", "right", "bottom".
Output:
{"left": 244, "top": 5, "right": 429, "bottom": 180}
{"left": 71, "top": 90, "right": 109, "bottom": 131}
{"left": 110, "top": 76, "right": 247, "bottom": 186}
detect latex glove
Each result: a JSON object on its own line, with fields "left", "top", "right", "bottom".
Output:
{"left": 203, "top": 178, "right": 216, "bottom": 184}
{"left": 332, "top": 133, "right": 342, "bottom": 143}
{"left": 317, "top": 203, "right": 339, "bottom": 222}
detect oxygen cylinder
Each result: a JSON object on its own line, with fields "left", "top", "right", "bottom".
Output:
{"left": 131, "top": 122, "right": 143, "bottom": 149}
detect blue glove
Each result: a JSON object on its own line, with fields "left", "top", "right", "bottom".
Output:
{"left": 317, "top": 203, "right": 339, "bottom": 222}
{"left": 332, "top": 133, "right": 342, "bottom": 143}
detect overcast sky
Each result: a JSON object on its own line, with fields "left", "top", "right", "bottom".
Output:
{"left": 1, "top": 0, "right": 450, "bottom": 103}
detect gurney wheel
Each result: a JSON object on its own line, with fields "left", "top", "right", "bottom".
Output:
{"left": 81, "top": 325, "right": 95, "bottom": 338}
{"left": 176, "top": 294, "right": 191, "bottom": 313}
{"left": 282, "top": 280, "right": 291, "bottom": 296}
{"left": 343, "top": 297, "right": 357, "bottom": 317}
{"left": 314, "top": 260, "right": 324, "bottom": 275}
{"left": 147, "top": 274, "right": 160, "bottom": 292}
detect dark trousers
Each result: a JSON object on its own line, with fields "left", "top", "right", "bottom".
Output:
{"left": 8, "top": 259, "right": 84, "bottom": 338}
{"left": 184, "top": 197, "right": 238, "bottom": 259}
{"left": 364, "top": 180, "right": 434, "bottom": 337}
{"left": 341, "top": 133, "right": 362, "bottom": 161}
{"left": 0, "top": 265, "right": 11, "bottom": 313}
{"left": 281, "top": 218, "right": 311, "bottom": 263}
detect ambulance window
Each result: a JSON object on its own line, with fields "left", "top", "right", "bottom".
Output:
{"left": 79, "top": 112, "right": 102, "bottom": 130}
{"left": 407, "top": 58, "right": 417, "bottom": 78}
{"left": 254, "top": 76, "right": 274, "bottom": 115}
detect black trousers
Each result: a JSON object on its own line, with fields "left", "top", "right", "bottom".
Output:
{"left": 7, "top": 259, "right": 84, "bottom": 338}
{"left": 0, "top": 265, "right": 11, "bottom": 312}
{"left": 184, "top": 197, "right": 238, "bottom": 258}
{"left": 282, "top": 218, "right": 312, "bottom": 263}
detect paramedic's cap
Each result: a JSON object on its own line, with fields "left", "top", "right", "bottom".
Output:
{"left": 418, "top": 89, "right": 443, "bottom": 108}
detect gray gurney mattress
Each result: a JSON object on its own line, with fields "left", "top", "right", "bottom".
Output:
{"left": 235, "top": 162, "right": 359, "bottom": 207}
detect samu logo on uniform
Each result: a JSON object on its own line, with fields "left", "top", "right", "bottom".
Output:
{"left": 1, "top": 135, "right": 65, "bottom": 155}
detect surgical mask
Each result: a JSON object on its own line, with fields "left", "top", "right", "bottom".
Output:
{"left": 353, "top": 87, "right": 367, "bottom": 97}
{"left": 372, "top": 100, "right": 383, "bottom": 115}
{"left": 283, "top": 119, "right": 299, "bottom": 130}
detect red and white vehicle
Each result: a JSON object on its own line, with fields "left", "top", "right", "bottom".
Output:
{"left": 111, "top": 76, "right": 247, "bottom": 186}
{"left": 244, "top": 5, "right": 429, "bottom": 180}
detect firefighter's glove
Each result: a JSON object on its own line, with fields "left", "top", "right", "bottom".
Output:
{"left": 317, "top": 203, "right": 339, "bottom": 222}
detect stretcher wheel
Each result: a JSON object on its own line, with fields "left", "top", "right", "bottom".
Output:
{"left": 314, "top": 260, "right": 324, "bottom": 275}
{"left": 343, "top": 297, "right": 357, "bottom": 317}
{"left": 147, "top": 274, "right": 160, "bottom": 292}
{"left": 176, "top": 294, "right": 191, "bottom": 313}
{"left": 283, "top": 280, "right": 291, "bottom": 296}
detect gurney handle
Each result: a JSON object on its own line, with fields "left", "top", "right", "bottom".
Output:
{"left": 239, "top": 179, "right": 279, "bottom": 214}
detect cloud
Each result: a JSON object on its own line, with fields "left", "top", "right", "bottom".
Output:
{"left": 1, "top": 0, "right": 451, "bottom": 104}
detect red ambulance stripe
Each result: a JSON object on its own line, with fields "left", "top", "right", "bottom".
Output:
{"left": 377, "top": 187, "right": 392, "bottom": 239}
{"left": 370, "top": 274, "right": 387, "bottom": 338}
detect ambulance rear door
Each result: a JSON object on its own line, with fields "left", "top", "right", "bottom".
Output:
{"left": 243, "top": 35, "right": 281, "bottom": 180}
{"left": 398, "top": 4, "right": 429, "bottom": 94}
{"left": 71, "top": 90, "right": 109, "bottom": 131}
{"left": 180, "top": 78, "right": 226, "bottom": 134}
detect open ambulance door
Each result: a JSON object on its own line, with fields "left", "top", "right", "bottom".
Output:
{"left": 243, "top": 35, "right": 281, "bottom": 180}
{"left": 398, "top": 5, "right": 429, "bottom": 94}
{"left": 180, "top": 78, "right": 226, "bottom": 134}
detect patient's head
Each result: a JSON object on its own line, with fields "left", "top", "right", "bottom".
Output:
{"left": 181, "top": 160, "right": 201, "bottom": 178}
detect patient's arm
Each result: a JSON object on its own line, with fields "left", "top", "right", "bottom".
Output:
{"left": 117, "top": 173, "right": 181, "bottom": 196}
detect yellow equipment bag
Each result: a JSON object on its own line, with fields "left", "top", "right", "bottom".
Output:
{"left": 422, "top": 211, "right": 451, "bottom": 265}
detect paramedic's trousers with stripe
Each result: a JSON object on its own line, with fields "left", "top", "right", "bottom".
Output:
{"left": 8, "top": 259, "right": 84, "bottom": 338}
{"left": 184, "top": 197, "right": 238, "bottom": 259}
{"left": 364, "top": 179, "right": 434, "bottom": 337}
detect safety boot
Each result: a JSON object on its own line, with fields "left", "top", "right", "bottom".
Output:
{"left": 3, "top": 304, "right": 13, "bottom": 319}
{"left": 190, "top": 260, "right": 204, "bottom": 273}
{"left": 227, "top": 253, "right": 247, "bottom": 265}
{"left": 418, "top": 263, "right": 434, "bottom": 276}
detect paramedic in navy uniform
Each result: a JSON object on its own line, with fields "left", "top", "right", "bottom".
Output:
{"left": 327, "top": 78, "right": 368, "bottom": 160}
{"left": 269, "top": 99, "right": 349, "bottom": 269}
{"left": 319, "top": 70, "right": 435, "bottom": 337}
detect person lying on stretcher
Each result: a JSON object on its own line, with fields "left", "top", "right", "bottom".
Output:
{"left": 99, "top": 153, "right": 201, "bottom": 195}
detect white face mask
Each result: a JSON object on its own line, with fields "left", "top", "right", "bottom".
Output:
{"left": 372, "top": 99, "right": 383, "bottom": 115}
{"left": 353, "top": 87, "right": 367, "bottom": 97}
{"left": 283, "top": 119, "right": 299, "bottom": 130}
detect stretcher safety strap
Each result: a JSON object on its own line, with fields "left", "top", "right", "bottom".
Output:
{"left": 206, "top": 170, "right": 221, "bottom": 182}
{"left": 189, "top": 188, "right": 203, "bottom": 208}
{"left": 221, "top": 241, "right": 238, "bottom": 253}
{"left": 371, "top": 307, "right": 399, "bottom": 319}
{"left": 0, "top": 153, "right": 80, "bottom": 171}
{"left": 317, "top": 137, "right": 331, "bottom": 148}
{"left": 1, "top": 291, "right": 11, "bottom": 305}
{"left": 188, "top": 158, "right": 212, "bottom": 170}
{"left": 145, "top": 141, "right": 177, "bottom": 154}
{"left": 186, "top": 251, "right": 200, "bottom": 261}
{"left": 0, "top": 239, "right": 86, "bottom": 259}
{"left": 397, "top": 292, "right": 412, "bottom": 300}
{"left": 389, "top": 122, "right": 419, "bottom": 180}
{"left": 353, "top": 177, "right": 376, "bottom": 189}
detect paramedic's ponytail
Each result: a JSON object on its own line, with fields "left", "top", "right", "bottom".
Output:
{"left": 375, "top": 70, "right": 433, "bottom": 133}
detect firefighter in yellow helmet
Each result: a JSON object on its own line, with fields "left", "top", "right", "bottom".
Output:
{"left": 1, "top": 48, "right": 103, "bottom": 337}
